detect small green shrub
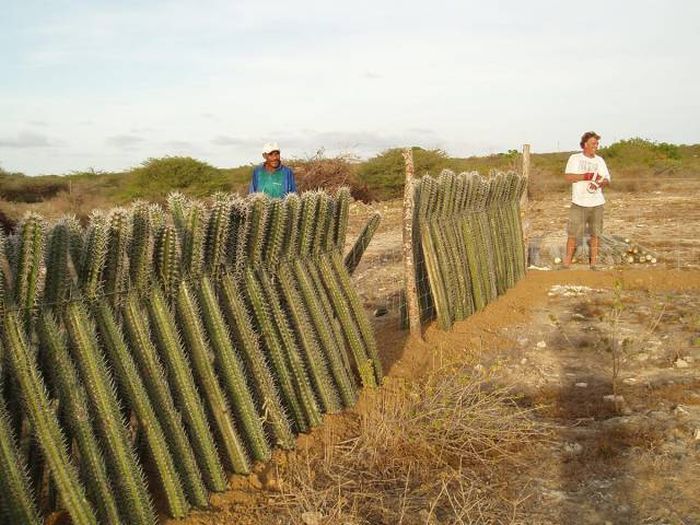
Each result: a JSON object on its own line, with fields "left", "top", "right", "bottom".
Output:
{"left": 121, "top": 157, "right": 230, "bottom": 200}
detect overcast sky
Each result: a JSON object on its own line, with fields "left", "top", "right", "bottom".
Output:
{"left": 1, "top": 0, "right": 698, "bottom": 175}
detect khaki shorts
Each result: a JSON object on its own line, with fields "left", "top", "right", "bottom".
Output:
{"left": 568, "top": 204, "right": 604, "bottom": 238}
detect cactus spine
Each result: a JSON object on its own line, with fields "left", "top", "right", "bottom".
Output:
{"left": 242, "top": 268, "right": 309, "bottom": 433}
{"left": 121, "top": 292, "right": 209, "bottom": 504}
{"left": 290, "top": 260, "right": 357, "bottom": 408}
{"left": 2, "top": 311, "right": 97, "bottom": 525}
{"left": 174, "top": 280, "right": 251, "bottom": 474}
{"left": 218, "top": 273, "right": 295, "bottom": 449}
{"left": 196, "top": 276, "right": 271, "bottom": 461}
{"left": 276, "top": 262, "right": 342, "bottom": 413}
{"left": 0, "top": 392, "right": 41, "bottom": 525}
{"left": 146, "top": 285, "right": 227, "bottom": 490}
{"left": 92, "top": 300, "right": 190, "bottom": 517}
{"left": 12, "top": 213, "right": 45, "bottom": 327}
{"left": 344, "top": 212, "right": 381, "bottom": 275}
{"left": 36, "top": 312, "right": 121, "bottom": 524}
{"left": 62, "top": 301, "right": 154, "bottom": 525}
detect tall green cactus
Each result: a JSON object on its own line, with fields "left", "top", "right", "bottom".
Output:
{"left": 121, "top": 292, "right": 210, "bottom": 502}
{"left": 327, "top": 252, "right": 383, "bottom": 383}
{"left": 0, "top": 392, "right": 41, "bottom": 525}
{"left": 102, "top": 208, "right": 131, "bottom": 306}
{"left": 43, "top": 220, "right": 71, "bottom": 307}
{"left": 276, "top": 262, "right": 342, "bottom": 413}
{"left": 36, "top": 311, "right": 121, "bottom": 525}
{"left": 196, "top": 276, "right": 271, "bottom": 461}
{"left": 154, "top": 224, "right": 181, "bottom": 297}
{"left": 12, "top": 213, "right": 45, "bottom": 327}
{"left": 262, "top": 198, "right": 287, "bottom": 269}
{"left": 290, "top": 260, "right": 357, "bottom": 408}
{"left": 308, "top": 259, "right": 375, "bottom": 388}
{"left": 343, "top": 212, "right": 381, "bottom": 275}
{"left": 167, "top": 192, "right": 190, "bottom": 235}
{"left": 218, "top": 273, "right": 295, "bottom": 449}
{"left": 242, "top": 268, "right": 309, "bottom": 433}
{"left": 79, "top": 211, "right": 109, "bottom": 302}
{"left": 333, "top": 187, "right": 351, "bottom": 251}
{"left": 62, "top": 301, "right": 154, "bottom": 525}
{"left": 92, "top": 299, "right": 191, "bottom": 517}
{"left": 205, "top": 198, "right": 232, "bottom": 276}
{"left": 255, "top": 268, "right": 322, "bottom": 428}
{"left": 174, "top": 280, "right": 251, "bottom": 474}
{"left": 129, "top": 201, "right": 154, "bottom": 293}
{"left": 245, "top": 194, "right": 270, "bottom": 266}
{"left": 181, "top": 202, "right": 208, "bottom": 278}
{"left": 297, "top": 191, "right": 319, "bottom": 258}
{"left": 280, "top": 193, "right": 301, "bottom": 260}
{"left": 311, "top": 192, "right": 330, "bottom": 256}
{"left": 2, "top": 311, "right": 97, "bottom": 525}
{"left": 146, "top": 285, "right": 228, "bottom": 489}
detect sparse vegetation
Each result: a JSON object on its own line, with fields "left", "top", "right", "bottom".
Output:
{"left": 266, "top": 364, "right": 548, "bottom": 524}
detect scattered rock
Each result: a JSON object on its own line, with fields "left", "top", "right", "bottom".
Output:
{"left": 693, "top": 429, "right": 700, "bottom": 441}
{"left": 302, "top": 511, "right": 324, "bottom": 525}
{"left": 536, "top": 341, "right": 547, "bottom": 349}
{"left": 675, "top": 358, "right": 690, "bottom": 368}
{"left": 563, "top": 442, "right": 583, "bottom": 454}
{"left": 520, "top": 358, "right": 528, "bottom": 365}
{"left": 417, "top": 510, "right": 440, "bottom": 525}
{"left": 248, "top": 474, "right": 263, "bottom": 490}
{"left": 373, "top": 306, "right": 388, "bottom": 317}
{"left": 603, "top": 395, "right": 625, "bottom": 403}
{"left": 672, "top": 405, "right": 689, "bottom": 417}
{"left": 622, "top": 377, "right": 637, "bottom": 385}
{"left": 542, "top": 489, "right": 568, "bottom": 502}
{"left": 575, "top": 382, "right": 588, "bottom": 388}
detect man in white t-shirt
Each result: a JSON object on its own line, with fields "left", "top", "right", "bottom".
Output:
{"left": 563, "top": 131, "right": 611, "bottom": 268}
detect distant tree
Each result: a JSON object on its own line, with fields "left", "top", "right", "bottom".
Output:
{"left": 356, "top": 147, "right": 453, "bottom": 200}
{"left": 122, "top": 156, "right": 229, "bottom": 200}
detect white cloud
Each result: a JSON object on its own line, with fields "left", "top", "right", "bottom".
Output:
{"left": 0, "top": 1, "right": 698, "bottom": 174}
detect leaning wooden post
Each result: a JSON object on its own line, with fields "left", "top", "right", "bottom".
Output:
{"left": 521, "top": 144, "right": 531, "bottom": 268}
{"left": 402, "top": 148, "right": 422, "bottom": 340}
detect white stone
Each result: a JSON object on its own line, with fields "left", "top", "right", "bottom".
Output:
{"left": 603, "top": 395, "right": 625, "bottom": 403}
{"left": 575, "top": 382, "right": 588, "bottom": 388}
{"left": 693, "top": 429, "right": 700, "bottom": 441}
{"left": 563, "top": 442, "right": 583, "bottom": 454}
{"left": 302, "top": 511, "right": 324, "bottom": 525}
{"left": 673, "top": 405, "right": 689, "bottom": 416}
{"left": 536, "top": 341, "right": 547, "bottom": 349}
{"left": 675, "top": 359, "right": 690, "bottom": 369}
{"left": 622, "top": 377, "right": 637, "bottom": 385}
{"left": 520, "top": 358, "right": 528, "bottom": 365}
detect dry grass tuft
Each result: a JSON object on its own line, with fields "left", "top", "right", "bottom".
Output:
{"left": 267, "top": 364, "right": 550, "bottom": 524}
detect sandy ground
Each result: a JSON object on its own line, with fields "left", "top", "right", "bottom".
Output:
{"left": 173, "top": 179, "right": 699, "bottom": 524}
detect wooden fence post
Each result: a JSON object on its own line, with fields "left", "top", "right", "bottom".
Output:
{"left": 402, "top": 148, "right": 422, "bottom": 340}
{"left": 521, "top": 144, "right": 531, "bottom": 268}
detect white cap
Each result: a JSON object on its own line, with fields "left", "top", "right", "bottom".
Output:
{"left": 262, "top": 142, "right": 280, "bottom": 155}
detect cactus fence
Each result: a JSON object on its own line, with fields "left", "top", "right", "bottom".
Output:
{"left": 410, "top": 170, "right": 527, "bottom": 330}
{"left": 0, "top": 188, "right": 382, "bottom": 524}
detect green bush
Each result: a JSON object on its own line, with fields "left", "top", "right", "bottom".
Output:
{"left": 600, "top": 137, "right": 681, "bottom": 163}
{"left": 0, "top": 172, "right": 68, "bottom": 202}
{"left": 121, "top": 157, "right": 232, "bottom": 200}
{"left": 356, "top": 148, "right": 457, "bottom": 200}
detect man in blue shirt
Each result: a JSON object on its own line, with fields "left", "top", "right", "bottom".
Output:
{"left": 248, "top": 142, "right": 297, "bottom": 198}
